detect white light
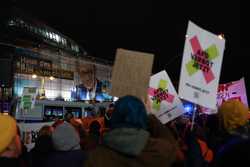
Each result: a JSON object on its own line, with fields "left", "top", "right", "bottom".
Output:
{"left": 32, "top": 74, "right": 37, "bottom": 79}
{"left": 185, "top": 34, "right": 189, "bottom": 38}
{"left": 113, "top": 97, "right": 119, "bottom": 102}
{"left": 55, "top": 34, "right": 60, "bottom": 42}
{"left": 218, "top": 34, "right": 224, "bottom": 40}
{"left": 49, "top": 76, "right": 55, "bottom": 81}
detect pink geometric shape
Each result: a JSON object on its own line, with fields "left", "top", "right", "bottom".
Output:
{"left": 148, "top": 87, "right": 155, "bottom": 96}
{"left": 166, "top": 93, "right": 175, "bottom": 103}
{"left": 190, "top": 36, "right": 202, "bottom": 53}
{"left": 204, "top": 68, "right": 215, "bottom": 84}
{"left": 148, "top": 87, "right": 175, "bottom": 104}
{"left": 190, "top": 36, "right": 215, "bottom": 84}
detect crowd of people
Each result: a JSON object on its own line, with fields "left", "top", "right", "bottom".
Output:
{"left": 1, "top": 96, "right": 250, "bottom": 167}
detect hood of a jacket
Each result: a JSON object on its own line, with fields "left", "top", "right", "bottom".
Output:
{"left": 103, "top": 128, "right": 149, "bottom": 156}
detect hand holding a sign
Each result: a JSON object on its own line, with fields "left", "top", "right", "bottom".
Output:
{"left": 142, "top": 95, "right": 153, "bottom": 115}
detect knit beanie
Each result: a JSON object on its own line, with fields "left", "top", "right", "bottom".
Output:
{"left": 52, "top": 122, "right": 80, "bottom": 151}
{"left": 110, "top": 95, "right": 148, "bottom": 130}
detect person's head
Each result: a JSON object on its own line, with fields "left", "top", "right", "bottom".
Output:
{"left": 89, "top": 120, "right": 101, "bottom": 136}
{"left": 78, "top": 63, "right": 96, "bottom": 89}
{"left": 64, "top": 112, "right": 74, "bottom": 122}
{"left": 0, "top": 114, "right": 22, "bottom": 158}
{"left": 205, "top": 114, "right": 220, "bottom": 134}
{"left": 98, "top": 106, "right": 106, "bottom": 116}
{"left": 52, "top": 119, "right": 64, "bottom": 128}
{"left": 52, "top": 122, "right": 80, "bottom": 151}
{"left": 108, "top": 103, "right": 114, "bottom": 110}
{"left": 218, "top": 99, "right": 249, "bottom": 133}
{"left": 70, "top": 118, "right": 86, "bottom": 138}
{"left": 38, "top": 125, "right": 54, "bottom": 137}
{"left": 110, "top": 95, "right": 148, "bottom": 130}
{"left": 106, "top": 103, "right": 114, "bottom": 113}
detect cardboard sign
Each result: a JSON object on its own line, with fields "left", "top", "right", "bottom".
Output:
{"left": 111, "top": 48, "right": 154, "bottom": 100}
{"left": 178, "top": 21, "right": 225, "bottom": 109}
{"left": 148, "top": 71, "right": 185, "bottom": 124}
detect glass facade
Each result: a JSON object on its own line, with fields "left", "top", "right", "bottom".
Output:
{"left": 6, "top": 17, "right": 81, "bottom": 53}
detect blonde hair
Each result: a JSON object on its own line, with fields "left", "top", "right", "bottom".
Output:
{"left": 219, "top": 100, "right": 249, "bottom": 132}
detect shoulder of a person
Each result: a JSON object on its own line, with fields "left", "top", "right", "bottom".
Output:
{"left": 145, "top": 137, "right": 177, "bottom": 153}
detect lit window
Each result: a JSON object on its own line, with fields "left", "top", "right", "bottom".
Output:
{"left": 39, "top": 28, "right": 42, "bottom": 35}
{"left": 17, "top": 19, "right": 24, "bottom": 27}
{"left": 55, "top": 34, "right": 60, "bottom": 42}
{"left": 42, "top": 29, "right": 46, "bottom": 37}
{"left": 74, "top": 45, "right": 79, "bottom": 52}
{"left": 27, "top": 25, "right": 32, "bottom": 32}
{"left": 46, "top": 31, "right": 50, "bottom": 38}
{"left": 53, "top": 33, "right": 57, "bottom": 41}
{"left": 62, "top": 38, "right": 66, "bottom": 46}
{"left": 8, "top": 20, "right": 15, "bottom": 26}
{"left": 34, "top": 27, "right": 38, "bottom": 34}
{"left": 30, "top": 26, "right": 34, "bottom": 32}
{"left": 49, "top": 32, "right": 52, "bottom": 39}
{"left": 24, "top": 23, "right": 28, "bottom": 29}
{"left": 51, "top": 33, "right": 54, "bottom": 40}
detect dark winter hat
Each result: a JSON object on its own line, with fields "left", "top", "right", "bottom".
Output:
{"left": 110, "top": 95, "right": 148, "bottom": 130}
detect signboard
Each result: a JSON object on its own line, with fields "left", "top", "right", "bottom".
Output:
{"left": 16, "top": 56, "right": 52, "bottom": 77}
{"left": 148, "top": 71, "right": 185, "bottom": 124}
{"left": 111, "top": 48, "right": 154, "bottom": 100}
{"left": 21, "top": 87, "right": 37, "bottom": 110}
{"left": 16, "top": 103, "right": 43, "bottom": 120}
{"left": 15, "top": 56, "right": 74, "bottom": 80}
{"left": 178, "top": 21, "right": 225, "bottom": 109}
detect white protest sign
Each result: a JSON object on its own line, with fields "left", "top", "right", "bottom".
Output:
{"left": 201, "top": 78, "right": 249, "bottom": 114}
{"left": 18, "top": 122, "right": 54, "bottom": 151}
{"left": 217, "top": 78, "right": 248, "bottom": 107}
{"left": 111, "top": 48, "right": 154, "bottom": 100}
{"left": 179, "top": 21, "right": 225, "bottom": 109}
{"left": 148, "top": 71, "right": 185, "bottom": 124}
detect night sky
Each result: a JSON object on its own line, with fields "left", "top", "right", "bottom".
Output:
{"left": 4, "top": 0, "right": 245, "bottom": 90}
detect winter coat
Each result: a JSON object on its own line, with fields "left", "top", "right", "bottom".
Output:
{"left": 44, "top": 150, "right": 86, "bottom": 167}
{"left": 84, "top": 115, "right": 177, "bottom": 167}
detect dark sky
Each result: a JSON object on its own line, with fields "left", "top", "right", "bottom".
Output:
{"left": 5, "top": 0, "right": 244, "bottom": 85}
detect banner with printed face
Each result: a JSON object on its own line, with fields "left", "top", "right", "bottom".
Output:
{"left": 178, "top": 21, "right": 225, "bottom": 109}
{"left": 148, "top": 71, "right": 185, "bottom": 124}
{"left": 18, "top": 122, "right": 54, "bottom": 151}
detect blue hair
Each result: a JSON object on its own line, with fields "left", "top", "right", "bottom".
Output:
{"left": 110, "top": 95, "right": 148, "bottom": 130}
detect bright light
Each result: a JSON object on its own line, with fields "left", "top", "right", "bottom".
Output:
{"left": 185, "top": 34, "right": 189, "bottom": 38}
{"left": 113, "top": 97, "right": 119, "bottom": 102}
{"left": 32, "top": 74, "right": 37, "bottom": 79}
{"left": 218, "top": 34, "right": 224, "bottom": 40}
{"left": 49, "top": 76, "right": 55, "bottom": 81}
{"left": 55, "top": 34, "right": 60, "bottom": 42}
{"left": 184, "top": 104, "right": 194, "bottom": 113}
